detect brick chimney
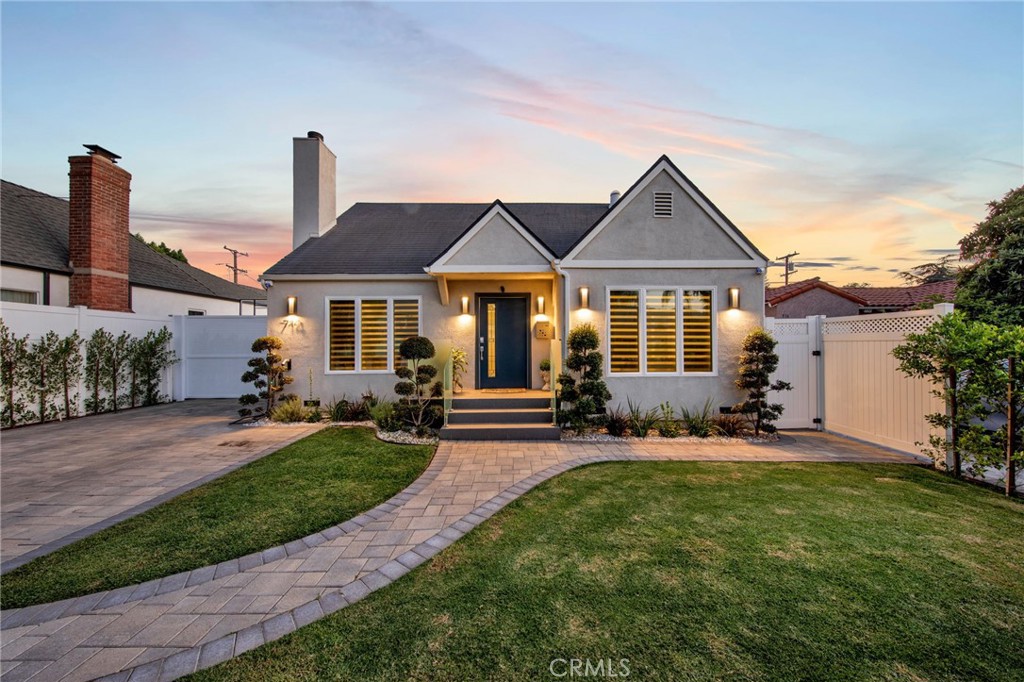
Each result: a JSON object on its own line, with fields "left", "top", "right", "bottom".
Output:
{"left": 68, "top": 145, "right": 132, "bottom": 312}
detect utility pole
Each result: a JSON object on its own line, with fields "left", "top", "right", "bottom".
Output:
{"left": 222, "top": 245, "right": 249, "bottom": 284}
{"left": 776, "top": 251, "right": 799, "bottom": 286}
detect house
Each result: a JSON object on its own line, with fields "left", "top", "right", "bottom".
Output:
{"left": 1, "top": 145, "right": 266, "bottom": 316}
{"left": 765, "top": 278, "right": 867, "bottom": 318}
{"left": 765, "top": 277, "right": 956, "bottom": 318}
{"left": 263, "top": 133, "right": 768, "bottom": 438}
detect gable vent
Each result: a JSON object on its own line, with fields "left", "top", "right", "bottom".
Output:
{"left": 653, "top": 191, "right": 673, "bottom": 218}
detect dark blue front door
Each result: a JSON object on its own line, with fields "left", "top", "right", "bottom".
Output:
{"left": 478, "top": 296, "right": 529, "bottom": 389}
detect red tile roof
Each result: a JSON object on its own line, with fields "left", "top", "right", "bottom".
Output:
{"left": 842, "top": 280, "right": 956, "bottom": 308}
{"left": 765, "top": 278, "right": 868, "bottom": 306}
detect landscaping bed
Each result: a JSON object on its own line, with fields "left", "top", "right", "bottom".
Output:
{"left": 191, "top": 461, "right": 1023, "bottom": 681}
{"left": 0, "top": 427, "right": 434, "bottom": 609}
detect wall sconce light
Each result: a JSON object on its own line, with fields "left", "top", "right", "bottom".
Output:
{"left": 286, "top": 296, "right": 298, "bottom": 316}
{"left": 537, "top": 295, "right": 545, "bottom": 315}
{"left": 579, "top": 287, "right": 590, "bottom": 309}
{"left": 728, "top": 287, "right": 740, "bottom": 309}
{"left": 461, "top": 296, "right": 470, "bottom": 315}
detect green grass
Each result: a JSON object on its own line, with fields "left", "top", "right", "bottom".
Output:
{"left": 190, "top": 462, "right": 1023, "bottom": 682}
{"left": 1, "top": 427, "right": 433, "bottom": 609}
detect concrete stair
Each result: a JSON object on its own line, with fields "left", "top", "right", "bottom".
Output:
{"left": 440, "top": 396, "right": 561, "bottom": 441}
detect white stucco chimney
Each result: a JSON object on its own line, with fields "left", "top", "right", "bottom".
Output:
{"left": 292, "top": 131, "right": 337, "bottom": 250}
{"left": 609, "top": 190, "right": 621, "bottom": 206}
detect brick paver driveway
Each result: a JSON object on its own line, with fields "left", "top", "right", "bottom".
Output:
{"left": 1, "top": 400, "right": 322, "bottom": 572}
{"left": 0, "top": 432, "right": 925, "bottom": 682}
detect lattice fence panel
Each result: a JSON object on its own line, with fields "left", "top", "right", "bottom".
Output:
{"left": 823, "top": 312, "right": 939, "bottom": 336}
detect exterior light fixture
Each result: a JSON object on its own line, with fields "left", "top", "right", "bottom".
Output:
{"left": 286, "top": 296, "right": 298, "bottom": 316}
{"left": 579, "top": 287, "right": 590, "bottom": 308}
{"left": 461, "top": 296, "right": 470, "bottom": 315}
{"left": 728, "top": 287, "right": 740, "bottom": 309}
{"left": 537, "top": 295, "right": 545, "bottom": 315}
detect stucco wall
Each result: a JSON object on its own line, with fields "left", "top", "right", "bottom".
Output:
{"left": 766, "top": 288, "right": 860, "bottom": 318}
{"left": 445, "top": 215, "right": 549, "bottom": 266}
{"left": 574, "top": 170, "right": 749, "bottom": 262}
{"left": 267, "top": 277, "right": 557, "bottom": 402}
{"left": 562, "top": 266, "right": 763, "bottom": 411}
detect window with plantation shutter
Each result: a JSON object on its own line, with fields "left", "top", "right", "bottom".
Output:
{"left": 328, "top": 300, "right": 356, "bottom": 371}
{"left": 360, "top": 300, "right": 389, "bottom": 370}
{"left": 607, "top": 287, "right": 715, "bottom": 375}
{"left": 609, "top": 290, "right": 641, "bottom": 373}
{"left": 645, "top": 289, "right": 677, "bottom": 373}
{"left": 393, "top": 299, "right": 420, "bottom": 369}
{"left": 326, "top": 297, "right": 421, "bottom": 373}
{"left": 682, "top": 290, "right": 713, "bottom": 372}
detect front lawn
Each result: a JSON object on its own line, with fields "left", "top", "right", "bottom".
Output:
{"left": 192, "top": 462, "right": 1023, "bottom": 682}
{"left": 1, "top": 427, "right": 433, "bottom": 609}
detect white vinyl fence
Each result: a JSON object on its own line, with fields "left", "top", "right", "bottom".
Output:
{"left": 0, "top": 303, "right": 268, "bottom": 407}
{"left": 769, "top": 304, "right": 951, "bottom": 454}
{"left": 820, "top": 307, "right": 949, "bottom": 454}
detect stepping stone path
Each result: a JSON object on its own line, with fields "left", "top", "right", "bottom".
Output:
{"left": 1, "top": 433, "right": 920, "bottom": 681}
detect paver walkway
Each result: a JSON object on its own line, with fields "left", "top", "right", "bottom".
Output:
{"left": 1, "top": 400, "right": 322, "bottom": 572}
{"left": 0, "top": 432, "right": 923, "bottom": 682}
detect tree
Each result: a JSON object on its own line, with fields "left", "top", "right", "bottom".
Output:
{"left": 134, "top": 233, "right": 188, "bottom": 263}
{"left": 955, "top": 185, "right": 1024, "bottom": 326}
{"left": 734, "top": 328, "right": 792, "bottom": 436}
{"left": 238, "top": 336, "right": 292, "bottom": 419}
{"left": 898, "top": 254, "right": 959, "bottom": 285}
{"left": 556, "top": 323, "right": 611, "bottom": 433}
{"left": 394, "top": 336, "right": 438, "bottom": 435}
{"left": 843, "top": 282, "right": 872, "bottom": 288}
{"left": 891, "top": 312, "right": 1000, "bottom": 477}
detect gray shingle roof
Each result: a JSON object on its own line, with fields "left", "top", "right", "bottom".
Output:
{"left": 265, "top": 202, "right": 609, "bottom": 276}
{"left": 1, "top": 180, "right": 266, "bottom": 301}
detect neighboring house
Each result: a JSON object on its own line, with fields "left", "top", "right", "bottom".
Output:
{"left": 843, "top": 280, "right": 956, "bottom": 314}
{"left": 764, "top": 277, "right": 956, "bottom": 318}
{"left": 765, "top": 278, "right": 866, "bottom": 318}
{"left": 264, "top": 133, "right": 768, "bottom": 437}
{"left": 1, "top": 146, "right": 266, "bottom": 316}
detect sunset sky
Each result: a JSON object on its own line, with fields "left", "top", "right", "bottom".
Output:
{"left": 3, "top": 2, "right": 1022, "bottom": 288}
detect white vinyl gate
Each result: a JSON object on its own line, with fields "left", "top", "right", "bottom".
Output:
{"left": 173, "top": 315, "right": 268, "bottom": 399}
{"left": 765, "top": 316, "right": 822, "bottom": 430}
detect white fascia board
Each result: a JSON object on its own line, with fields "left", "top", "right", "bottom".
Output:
{"left": 561, "top": 259, "right": 764, "bottom": 269}
{"left": 263, "top": 273, "right": 432, "bottom": 281}
{"left": 427, "top": 264, "right": 555, "bottom": 274}
{"left": 562, "top": 159, "right": 762, "bottom": 263}
{"left": 430, "top": 204, "right": 555, "bottom": 268}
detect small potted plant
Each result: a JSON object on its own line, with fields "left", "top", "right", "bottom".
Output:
{"left": 303, "top": 368, "right": 321, "bottom": 408}
{"left": 539, "top": 358, "right": 552, "bottom": 390}
{"left": 451, "top": 347, "right": 468, "bottom": 394}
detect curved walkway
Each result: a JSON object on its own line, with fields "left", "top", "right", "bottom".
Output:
{"left": 1, "top": 433, "right": 922, "bottom": 682}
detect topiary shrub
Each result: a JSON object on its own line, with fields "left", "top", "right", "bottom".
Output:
{"left": 734, "top": 328, "right": 792, "bottom": 436}
{"left": 395, "top": 336, "right": 439, "bottom": 435}
{"left": 556, "top": 323, "right": 610, "bottom": 432}
{"left": 239, "top": 336, "right": 293, "bottom": 420}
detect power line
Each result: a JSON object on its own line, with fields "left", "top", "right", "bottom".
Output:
{"left": 222, "top": 245, "right": 249, "bottom": 284}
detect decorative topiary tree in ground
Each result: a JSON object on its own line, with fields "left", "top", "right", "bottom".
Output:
{"left": 239, "top": 336, "right": 293, "bottom": 420}
{"left": 394, "top": 335, "right": 438, "bottom": 435}
{"left": 557, "top": 323, "right": 611, "bottom": 433}
{"left": 734, "top": 328, "right": 792, "bottom": 436}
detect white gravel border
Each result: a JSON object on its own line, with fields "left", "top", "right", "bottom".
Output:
{"left": 376, "top": 430, "right": 439, "bottom": 445}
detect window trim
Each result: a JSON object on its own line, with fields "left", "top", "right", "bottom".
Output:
{"left": 323, "top": 295, "right": 423, "bottom": 375}
{"left": 605, "top": 285, "right": 718, "bottom": 377}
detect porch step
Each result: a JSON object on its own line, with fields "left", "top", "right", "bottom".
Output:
{"left": 447, "top": 408, "right": 553, "bottom": 425}
{"left": 451, "top": 397, "right": 550, "bottom": 410}
{"left": 439, "top": 423, "right": 562, "bottom": 441}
